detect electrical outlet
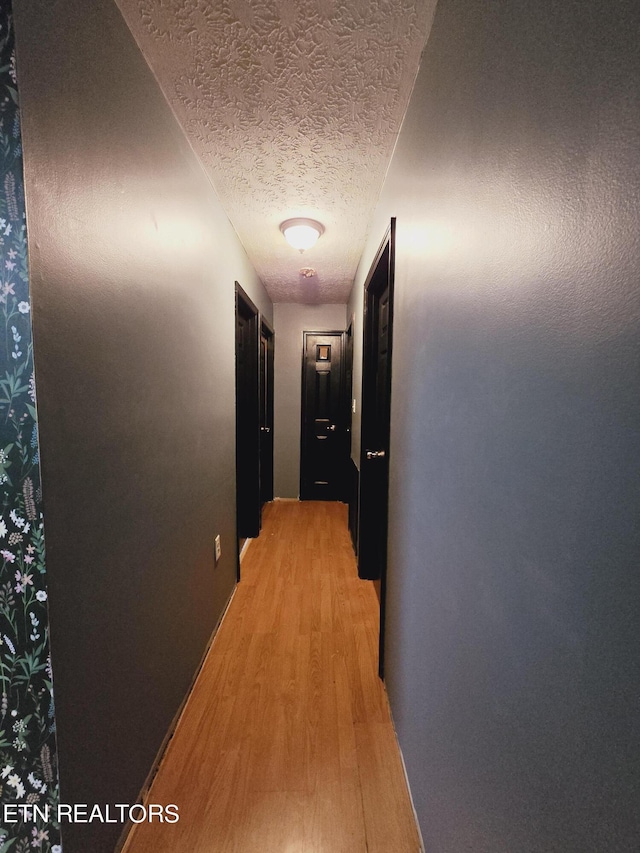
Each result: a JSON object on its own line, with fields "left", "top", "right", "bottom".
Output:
{"left": 214, "top": 534, "right": 222, "bottom": 563}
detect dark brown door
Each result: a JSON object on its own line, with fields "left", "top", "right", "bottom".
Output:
{"left": 358, "top": 219, "right": 396, "bottom": 677}
{"left": 260, "top": 320, "right": 274, "bottom": 507}
{"left": 300, "top": 331, "right": 347, "bottom": 501}
{"left": 235, "top": 284, "right": 261, "bottom": 544}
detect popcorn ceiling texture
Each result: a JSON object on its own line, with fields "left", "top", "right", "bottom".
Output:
{"left": 116, "top": 0, "right": 436, "bottom": 303}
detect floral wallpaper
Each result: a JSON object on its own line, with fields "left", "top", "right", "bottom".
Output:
{"left": 0, "top": 6, "right": 61, "bottom": 853}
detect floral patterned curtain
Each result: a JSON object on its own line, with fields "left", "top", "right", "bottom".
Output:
{"left": 0, "top": 6, "right": 61, "bottom": 853}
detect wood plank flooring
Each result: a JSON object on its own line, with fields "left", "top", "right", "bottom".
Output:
{"left": 123, "top": 500, "right": 421, "bottom": 853}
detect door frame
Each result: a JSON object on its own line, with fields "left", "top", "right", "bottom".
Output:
{"left": 299, "top": 330, "right": 348, "bottom": 501}
{"left": 345, "top": 316, "right": 359, "bottom": 553}
{"left": 259, "top": 317, "right": 275, "bottom": 506}
{"left": 235, "top": 283, "right": 261, "bottom": 565}
{"left": 357, "top": 218, "right": 396, "bottom": 677}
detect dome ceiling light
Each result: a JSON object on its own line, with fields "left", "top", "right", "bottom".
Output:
{"left": 280, "top": 218, "right": 324, "bottom": 252}
{"left": 119, "top": 0, "right": 435, "bottom": 302}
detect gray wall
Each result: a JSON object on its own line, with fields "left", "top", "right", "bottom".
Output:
{"left": 273, "top": 303, "right": 346, "bottom": 497}
{"left": 350, "top": 0, "right": 640, "bottom": 850}
{"left": 13, "top": 2, "right": 271, "bottom": 851}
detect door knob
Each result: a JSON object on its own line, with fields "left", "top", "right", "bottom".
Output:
{"left": 261, "top": 426, "right": 271, "bottom": 433}
{"left": 328, "top": 424, "right": 336, "bottom": 431}
{"left": 366, "top": 449, "right": 386, "bottom": 460}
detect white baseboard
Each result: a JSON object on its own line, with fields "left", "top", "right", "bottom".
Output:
{"left": 116, "top": 583, "right": 238, "bottom": 853}
{"left": 387, "top": 699, "right": 426, "bottom": 853}
{"left": 397, "top": 740, "right": 425, "bottom": 853}
{"left": 239, "top": 537, "right": 252, "bottom": 561}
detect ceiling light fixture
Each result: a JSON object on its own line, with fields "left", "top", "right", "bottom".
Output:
{"left": 280, "top": 218, "right": 324, "bottom": 252}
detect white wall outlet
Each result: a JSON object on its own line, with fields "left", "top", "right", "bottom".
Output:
{"left": 214, "top": 534, "right": 222, "bottom": 563}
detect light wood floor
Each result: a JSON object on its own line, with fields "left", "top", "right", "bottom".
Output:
{"left": 123, "top": 500, "right": 421, "bottom": 853}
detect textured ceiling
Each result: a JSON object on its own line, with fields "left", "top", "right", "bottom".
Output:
{"left": 116, "top": 0, "right": 437, "bottom": 303}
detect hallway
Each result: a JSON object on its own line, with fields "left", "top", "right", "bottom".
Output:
{"left": 123, "top": 500, "right": 421, "bottom": 853}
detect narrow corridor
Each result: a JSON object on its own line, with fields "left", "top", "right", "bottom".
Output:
{"left": 123, "top": 500, "right": 421, "bottom": 852}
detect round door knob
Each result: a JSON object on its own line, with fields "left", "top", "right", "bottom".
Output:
{"left": 366, "top": 449, "right": 386, "bottom": 460}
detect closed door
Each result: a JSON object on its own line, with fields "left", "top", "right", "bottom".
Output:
{"left": 235, "top": 284, "right": 261, "bottom": 542}
{"left": 300, "top": 331, "right": 347, "bottom": 501}
{"left": 358, "top": 219, "right": 395, "bottom": 677}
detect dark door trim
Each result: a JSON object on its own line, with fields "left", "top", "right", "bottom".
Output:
{"left": 235, "top": 283, "right": 261, "bottom": 566}
{"left": 345, "top": 316, "right": 359, "bottom": 552}
{"left": 357, "top": 218, "right": 396, "bottom": 678}
{"left": 259, "top": 317, "right": 275, "bottom": 506}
